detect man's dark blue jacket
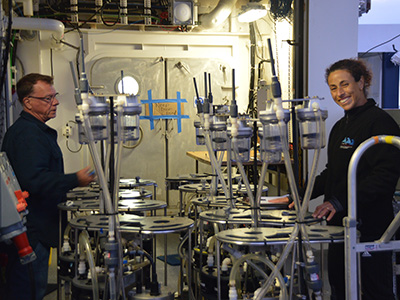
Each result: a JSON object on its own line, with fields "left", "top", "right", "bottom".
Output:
{"left": 1, "top": 111, "right": 79, "bottom": 247}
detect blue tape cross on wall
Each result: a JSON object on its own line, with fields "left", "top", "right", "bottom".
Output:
{"left": 140, "top": 90, "right": 189, "bottom": 133}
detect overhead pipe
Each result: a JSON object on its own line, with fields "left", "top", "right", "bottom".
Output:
{"left": 12, "top": 17, "right": 64, "bottom": 42}
{"left": 199, "top": 0, "right": 237, "bottom": 30}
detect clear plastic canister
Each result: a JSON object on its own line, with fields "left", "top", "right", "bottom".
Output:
{"left": 122, "top": 113, "right": 140, "bottom": 141}
{"left": 76, "top": 95, "right": 109, "bottom": 143}
{"left": 75, "top": 106, "right": 109, "bottom": 143}
{"left": 210, "top": 114, "right": 229, "bottom": 151}
{"left": 258, "top": 125, "right": 282, "bottom": 163}
{"left": 121, "top": 95, "right": 142, "bottom": 142}
{"left": 259, "top": 107, "right": 290, "bottom": 153}
{"left": 227, "top": 120, "right": 253, "bottom": 162}
{"left": 296, "top": 101, "right": 328, "bottom": 149}
{"left": 89, "top": 108, "right": 109, "bottom": 141}
{"left": 75, "top": 114, "right": 88, "bottom": 144}
{"left": 194, "top": 120, "right": 205, "bottom": 145}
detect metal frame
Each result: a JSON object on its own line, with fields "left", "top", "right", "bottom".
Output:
{"left": 345, "top": 135, "right": 400, "bottom": 299}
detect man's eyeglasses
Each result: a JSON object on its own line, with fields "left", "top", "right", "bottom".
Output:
{"left": 27, "top": 93, "right": 59, "bottom": 103}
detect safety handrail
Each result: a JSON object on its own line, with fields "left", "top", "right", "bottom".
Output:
{"left": 344, "top": 135, "right": 400, "bottom": 300}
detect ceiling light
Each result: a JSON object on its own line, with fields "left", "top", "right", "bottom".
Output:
{"left": 170, "top": 0, "right": 194, "bottom": 25}
{"left": 238, "top": 2, "right": 268, "bottom": 23}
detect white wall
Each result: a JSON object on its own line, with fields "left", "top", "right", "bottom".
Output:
{"left": 307, "top": 0, "right": 359, "bottom": 210}
{"left": 358, "top": 0, "right": 400, "bottom": 25}
{"left": 358, "top": 1, "right": 400, "bottom": 110}
{"left": 13, "top": 0, "right": 360, "bottom": 207}
{"left": 16, "top": 28, "right": 255, "bottom": 206}
{"left": 359, "top": 24, "right": 400, "bottom": 53}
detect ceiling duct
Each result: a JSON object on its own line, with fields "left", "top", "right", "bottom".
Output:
{"left": 199, "top": 0, "right": 237, "bottom": 30}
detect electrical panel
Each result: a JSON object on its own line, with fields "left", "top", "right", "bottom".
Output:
{"left": 0, "top": 152, "right": 28, "bottom": 242}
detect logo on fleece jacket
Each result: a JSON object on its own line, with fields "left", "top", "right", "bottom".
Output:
{"left": 340, "top": 137, "right": 354, "bottom": 149}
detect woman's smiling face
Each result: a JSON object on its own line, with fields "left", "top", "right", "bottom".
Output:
{"left": 328, "top": 69, "right": 367, "bottom": 111}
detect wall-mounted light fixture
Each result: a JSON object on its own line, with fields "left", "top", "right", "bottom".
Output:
{"left": 238, "top": 1, "right": 268, "bottom": 23}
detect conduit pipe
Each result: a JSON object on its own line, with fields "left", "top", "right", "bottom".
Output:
{"left": 204, "top": 132, "right": 231, "bottom": 204}
{"left": 12, "top": 17, "right": 65, "bottom": 42}
{"left": 255, "top": 162, "right": 268, "bottom": 213}
{"left": 232, "top": 138, "right": 258, "bottom": 227}
{"left": 113, "top": 102, "right": 124, "bottom": 212}
{"left": 228, "top": 253, "right": 288, "bottom": 300}
{"left": 79, "top": 230, "right": 99, "bottom": 300}
{"left": 199, "top": 0, "right": 237, "bottom": 30}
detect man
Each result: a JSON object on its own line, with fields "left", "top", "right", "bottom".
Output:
{"left": 1, "top": 73, "right": 95, "bottom": 300}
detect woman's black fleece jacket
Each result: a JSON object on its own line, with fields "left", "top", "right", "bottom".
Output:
{"left": 311, "top": 99, "right": 400, "bottom": 241}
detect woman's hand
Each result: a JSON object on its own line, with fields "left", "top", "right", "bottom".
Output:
{"left": 312, "top": 202, "right": 336, "bottom": 221}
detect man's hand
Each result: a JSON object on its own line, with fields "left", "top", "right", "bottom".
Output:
{"left": 313, "top": 201, "right": 336, "bottom": 221}
{"left": 77, "top": 166, "right": 95, "bottom": 187}
{"left": 267, "top": 196, "right": 296, "bottom": 209}
{"left": 267, "top": 196, "right": 289, "bottom": 204}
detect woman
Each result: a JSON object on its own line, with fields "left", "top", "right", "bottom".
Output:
{"left": 273, "top": 58, "right": 400, "bottom": 299}
{"left": 313, "top": 58, "right": 400, "bottom": 300}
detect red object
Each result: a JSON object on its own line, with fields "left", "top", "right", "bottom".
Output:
{"left": 14, "top": 190, "right": 29, "bottom": 212}
{"left": 12, "top": 232, "right": 33, "bottom": 259}
{"left": 160, "top": 11, "right": 168, "bottom": 20}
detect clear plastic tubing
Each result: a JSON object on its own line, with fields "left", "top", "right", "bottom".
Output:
{"left": 232, "top": 137, "right": 258, "bottom": 227}
{"left": 79, "top": 230, "right": 99, "bottom": 300}
{"left": 229, "top": 253, "right": 288, "bottom": 300}
{"left": 204, "top": 132, "right": 232, "bottom": 207}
